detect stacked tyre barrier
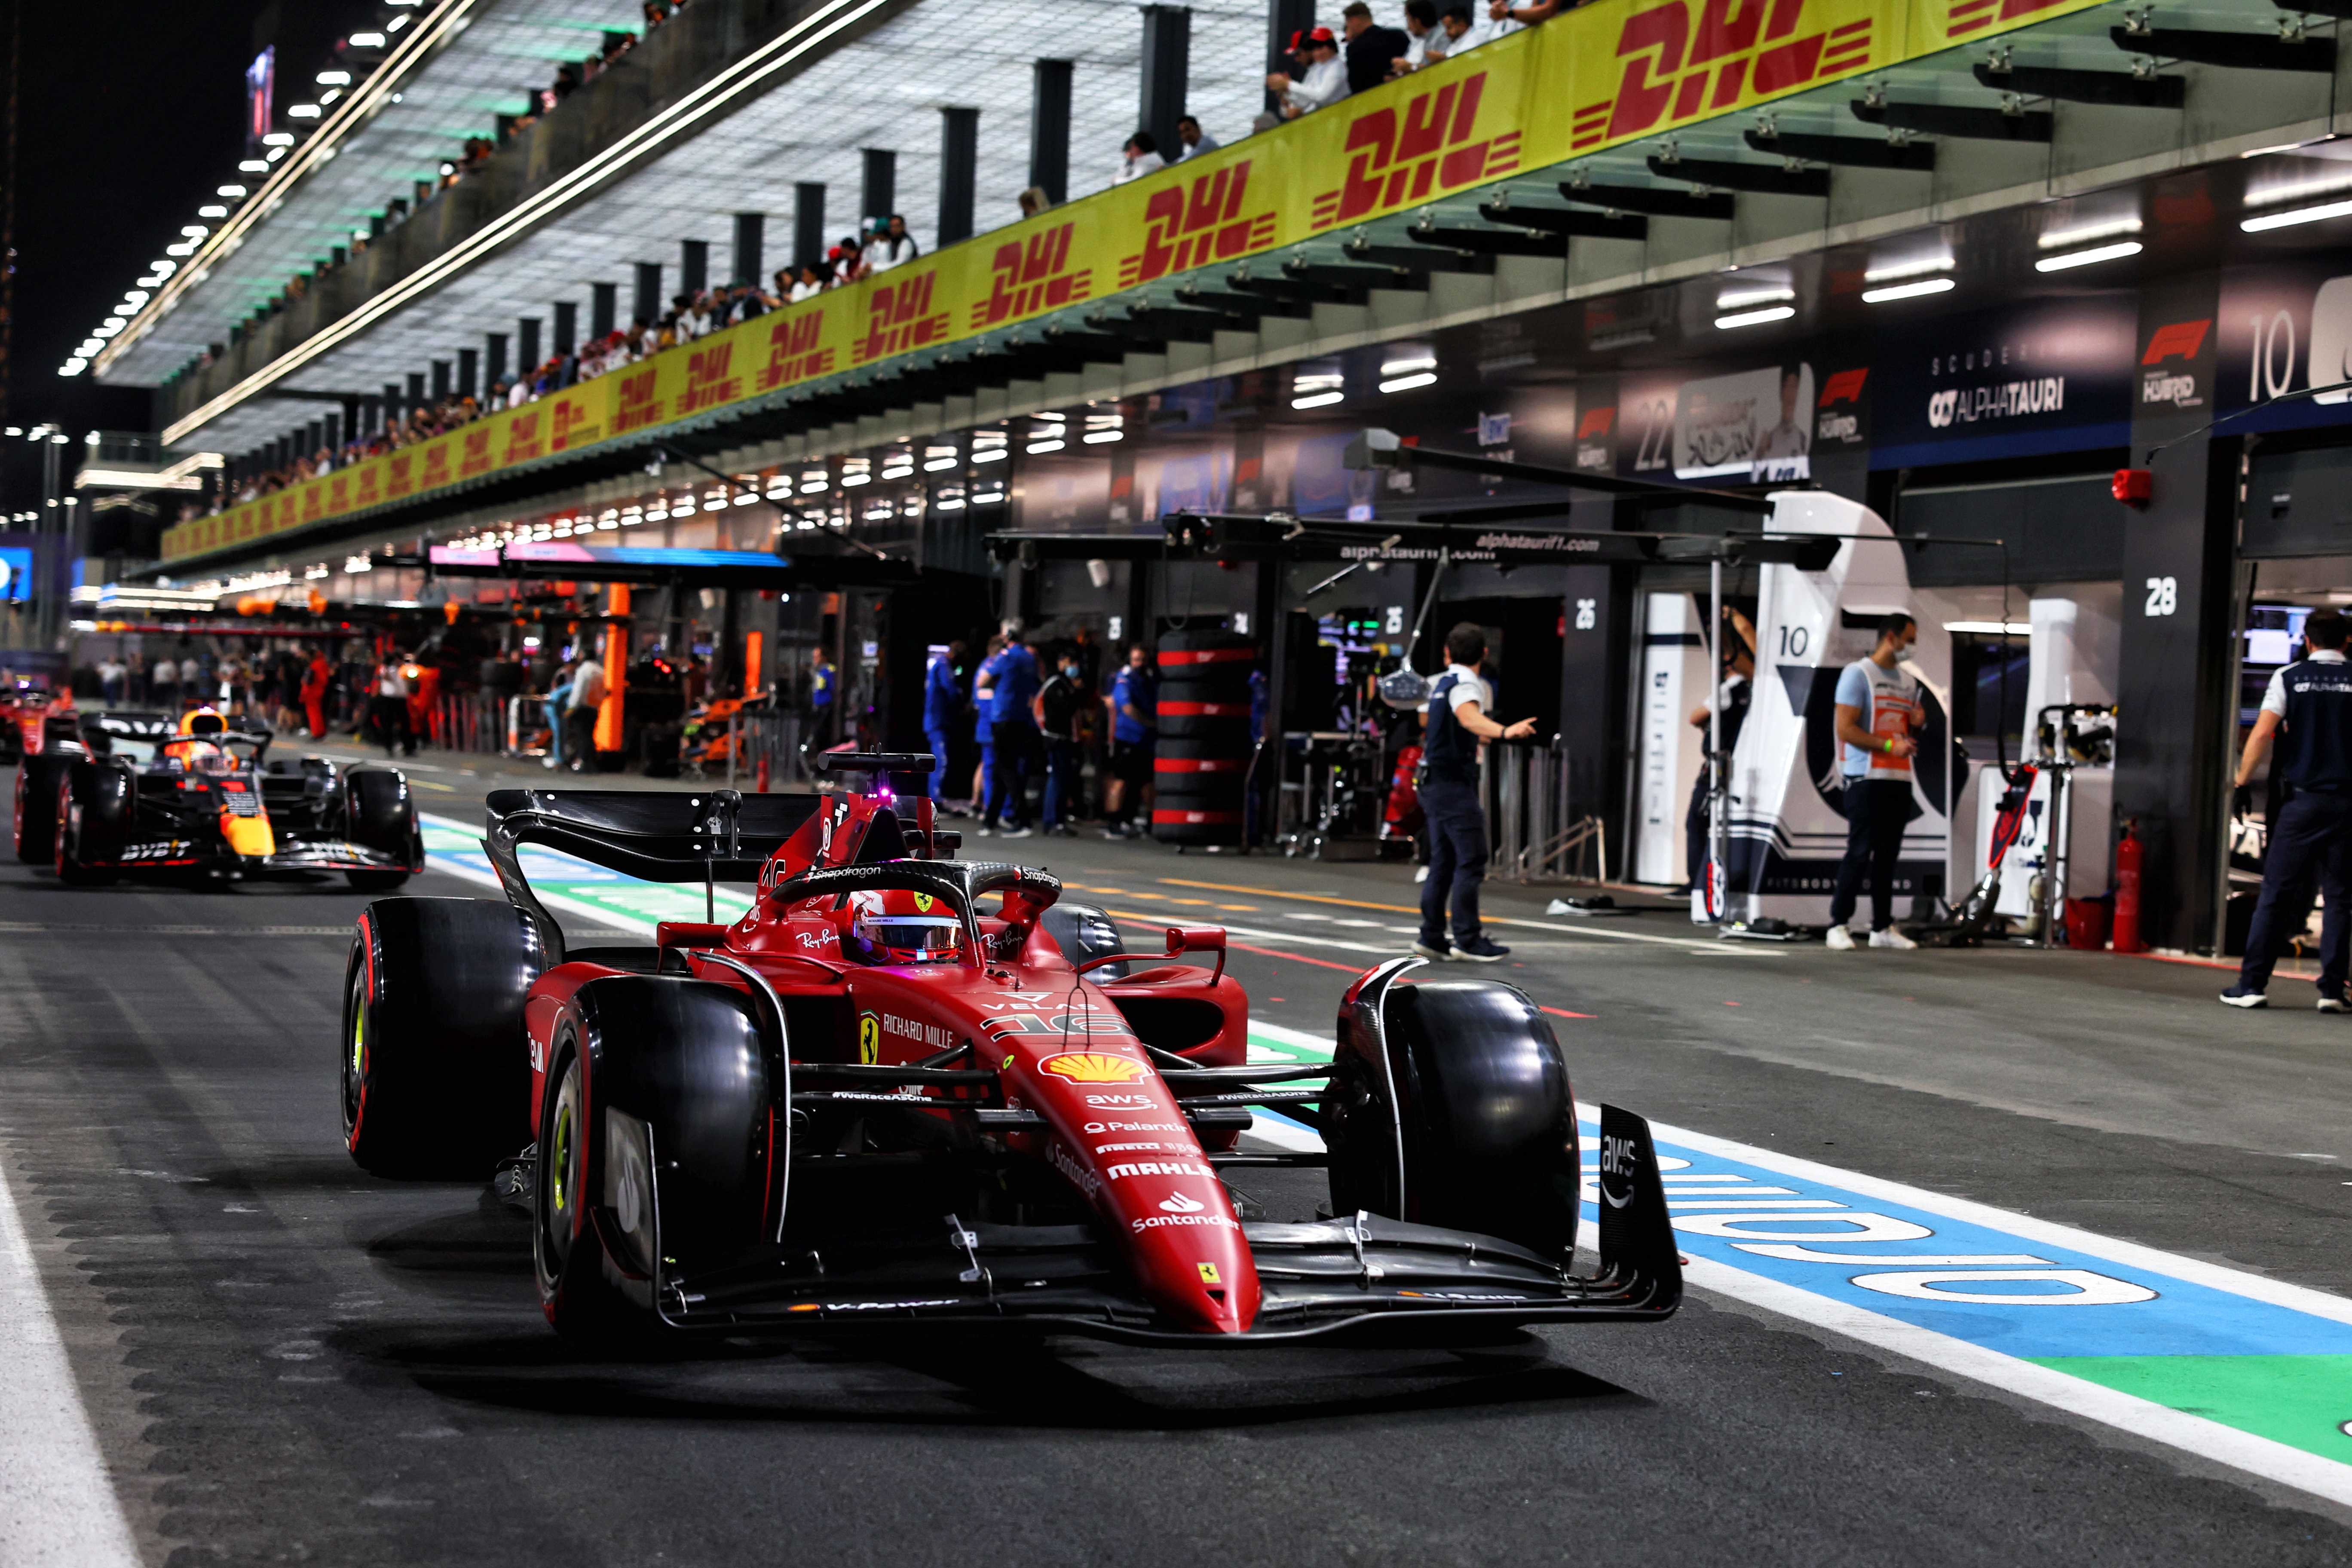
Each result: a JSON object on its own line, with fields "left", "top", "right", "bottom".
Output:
{"left": 1152, "top": 628, "right": 1255, "bottom": 847}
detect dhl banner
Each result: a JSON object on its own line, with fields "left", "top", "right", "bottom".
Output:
{"left": 162, "top": 0, "right": 2104, "bottom": 567}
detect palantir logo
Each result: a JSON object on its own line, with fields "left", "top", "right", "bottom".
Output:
{"left": 1926, "top": 388, "right": 1958, "bottom": 428}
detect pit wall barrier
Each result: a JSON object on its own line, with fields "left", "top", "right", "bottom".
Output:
{"left": 159, "top": 0, "right": 2104, "bottom": 571}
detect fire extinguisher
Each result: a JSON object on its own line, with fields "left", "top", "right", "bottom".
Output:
{"left": 2113, "top": 818, "right": 2146, "bottom": 953}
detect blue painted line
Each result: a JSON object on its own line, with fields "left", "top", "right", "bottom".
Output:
{"left": 1576, "top": 1112, "right": 2352, "bottom": 1360}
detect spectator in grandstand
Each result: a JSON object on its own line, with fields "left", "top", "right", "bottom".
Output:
{"left": 1176, "top": 116, "right": 1219, "bottom": 160}
{"left": 1115, "top": 132, "right": 1167, "bottom": 185}
{"left": 1437, "top": 5, "right": 1475, "bottom": 49}
{"left": 97, "top": 655, "right": 126, "bottom": 707}
{"left": 789, "top": 265, "right": 824, "bottom": 302}
{"left": 1394, "top": 0, "right": 1447, "bottom": 70}
{"left": 1341, "top": 2, "right": 1409, "bottom": 89}
{"left": 151, "top": 655, "right": 180, "bottom": 714}
{"left": 1268, "top": 28, "right": 1349, "bottom": 116}
{"left": 864, "top": 216, "right": 920, "bottom": 274}
{"left": 1018, "top": 187, "right": 1055, "bottom": 218}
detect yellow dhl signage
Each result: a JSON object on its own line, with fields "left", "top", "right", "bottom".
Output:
{"left": 162, "top": 0, "right": 2101, "bottom": 566}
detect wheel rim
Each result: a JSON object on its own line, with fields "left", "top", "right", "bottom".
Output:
{"left": 340, "top": 962, "right": 366, "bottom": 1137}
{"left": 541, "top": 1058, "right": 582, "bottom": 1273}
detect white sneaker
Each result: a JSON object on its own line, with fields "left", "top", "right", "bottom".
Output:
{"left": 1825, "top": 926, "right": 1856, "bottom": 951}
{"left": 1868, "top": 928, "right": 1918, "bottom": 950}
{"left": 1414, "top": 865, "right": 1430, "bottom": 883}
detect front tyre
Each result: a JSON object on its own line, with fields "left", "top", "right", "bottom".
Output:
{"left": 13, "top": 751, "right": 74, "bottom": 864}
{"left": 1328, "top": 976, "right": 1581, "bottom": 1260}
{"left": 533, "top": 976, "right": 778, "bottom": 1348}
{"left": 342, "top": 897, "right": 548, "bottom": 1176}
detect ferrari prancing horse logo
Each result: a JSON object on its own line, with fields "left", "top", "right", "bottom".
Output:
{"left": 858, "top": 1012, "right": 881, "bottom": 1065}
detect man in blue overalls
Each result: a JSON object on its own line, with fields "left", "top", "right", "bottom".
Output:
{"left": 2224, "top": 607, "right": 2352, "bottom": 1010}
{"left": 1413, "top": 622, "right": 1536, "bottom": 963}
{"left": 922, "top": 639, "right": 966, "bottom": 808}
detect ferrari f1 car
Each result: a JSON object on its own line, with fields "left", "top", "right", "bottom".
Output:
{"left": 0, "top": 679, "right": 77, "bottom": 763}
{"left": 13, "top": 708, "right": 422, "bottom": 888}
{"left": 338, "top": 753, "right": 1680, "bottom": 1345}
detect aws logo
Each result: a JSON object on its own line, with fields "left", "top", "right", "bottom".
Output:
{"left": 1573, "top": 0, "right": 1874, "bottom": 151}
{"left": 972, "top": 223, "right": 1093, "bottom": 330}
{"left": 1311, "top": 73, "right": 1520, "bottom": 230}
{"left": 1117, "top": 162, "right": 1278, "bottom": 288}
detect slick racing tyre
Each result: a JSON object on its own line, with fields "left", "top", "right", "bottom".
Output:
{"left": 1326, "top": 977, "right": 1580, "bottom": 1259}
{"left": 14, "top": 750, "right": 77, "bottom": 865}
{"left": 54, "top": 761, "right": 130, "bottom": 887}
{"left": 535, "top": 976, "right": 775, "bottom": 1348}
{"left": 343, "top": 897, "right": 550, "bottom": 1176}
{"left": 343, "top": 768, "right": 418, "bottom": 891}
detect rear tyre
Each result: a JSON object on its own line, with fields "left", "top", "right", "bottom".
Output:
{"left": 534, "top": 976, "right": 776, "bottom": 1347}
{"left": 342, "top": 897, "right": 549, "bottom": 1176}
{"left": 55, "top": 760, "right": 130, "bottom": 887}
{"left": 343, "top": 768, "right": 418, "bottom": 890}
{"left": 13, "top": 751, "right": 76, "bottom": 864}
{"left": 1327, "top": 977, "right": 1580, "bottom": 1259}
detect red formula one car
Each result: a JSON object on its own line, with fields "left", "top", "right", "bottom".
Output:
{"left": 0, "top": 679, "right": 76, "bottom": 763}
{"left": 339, "top": 753, "right": 1679, "bottom": 1346}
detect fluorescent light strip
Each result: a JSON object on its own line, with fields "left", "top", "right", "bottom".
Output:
{"left": 1862, "top": 258, "right": 1950, "bottom": 284}
{"left": 163, "top": 0, "right": 900, "bottom": 444}
{"left": 1946, "top": 621, "right": 2031, "bottom": 635}
{"left": 1291, "top": 391, "right": 1345, "bottom": 409}
{"left": 2245, "top": 172, "right": 2352, "bottom": 210}
{"left": 99, "top": 0, "right": 481, "bottom": 381}
{"left": 1716, "top": 288, "right": 1794, "bottom": 310}
{"left": 1861, "top": 277, "right": 1956, "bottom": 304}
{"left": 1379, "top": 372, "right": 1437, "bottom": 393}
{"left": 2037, "top": 219, "right": 2141, "bottom": 250}
{"left": 2243, "top": 199, "right": 2352, "bottom": 233}
{"left": 2034, "top": 240, "right": 2142, "bottom": 272}
{"left": 1715, "top": 305, "right": 1795, "bottom": 330}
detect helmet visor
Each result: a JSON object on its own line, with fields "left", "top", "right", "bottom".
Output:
{"left": 856, "top": 914, "right": 963, "bottom": 962}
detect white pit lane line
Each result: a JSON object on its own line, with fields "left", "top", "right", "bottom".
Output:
{"left": 0, "top": 1158, "right": 143, "bottom": 1568}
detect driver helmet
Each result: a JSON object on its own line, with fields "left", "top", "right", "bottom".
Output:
{"left": 842, "top": 889, "right": 963, "bottom": 965}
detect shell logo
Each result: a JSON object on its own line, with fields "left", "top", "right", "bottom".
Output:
{"left": 1038, "top": 1052, "right": 1146, "bottom": 1084}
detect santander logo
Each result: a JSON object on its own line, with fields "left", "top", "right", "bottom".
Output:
{"left": 1158, "top": 1191, "right": 1207, "bottom": 1214}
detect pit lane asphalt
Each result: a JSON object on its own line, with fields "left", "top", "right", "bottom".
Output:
{"left": 7, "top": 756, "right": 2352, "bottom": 1565}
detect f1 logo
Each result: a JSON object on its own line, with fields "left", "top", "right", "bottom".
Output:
{"left": 1817, "top": 368, "right": 1870, "bottom": 406}
{"left": 2141, "top": 319, "right": 2211, "bottom": 365}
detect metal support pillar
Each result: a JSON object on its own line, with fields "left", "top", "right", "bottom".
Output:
{"left": 632, "top": 262, "right": 662, "bottom": 327}
{"left": 680, "top": 238, "right": 708, "bottom": 298}
{"left": 554, "top": 301, "right": 579, "bottom": 356}
{"left": 794, "top": 182, "right": 826, "bottom": 272}
{"left": 1030, "top": 59, "right": 1072, "bottom": 206}
{"left": 861, "top": 149, "right": 896, "bottom": 227}
{"left": 1139, "top": 6, "right": 1191, "bottom": 157}
{"left": 485, "top": 332, "right": 508, "bottom": 390}
{"left": 732, "top": 212, "right": 764, "bottom": 286}
{"left": 518, "top": 316, "right": 542, "bottom": 374}
{"left": 938, "top": 107, "right": 978, "bottom": 246}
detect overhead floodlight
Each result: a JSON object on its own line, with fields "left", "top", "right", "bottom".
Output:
{"left": 265, "top": 146, "right": 288, "bottom": 162}
{"left": 315, "top": 69, "right": 352, "bottom": 85}
{"left": 197, "top": 205, "right": 228, "bottom": 218}
{"left": 261, "top": 132, "right": 294, "bottom": 146}
{"left": 1292, "top": 391, "right": 1345, "bottom": 410}
{"left": 1379, "top": 372, "right": 1437, "bottom": 393}
{"left": 58, "top": 359, "right": 87, "bottom": 377}
{"left": 217, "top": 184, "right": 248, "bottom": 198}
{"left": 349, "top": 30, "right": 386, "bottom": 45}
{"left": 237, "top": 159, "right": 268, "bottom": 174}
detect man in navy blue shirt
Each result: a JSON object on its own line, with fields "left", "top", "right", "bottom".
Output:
{"left": 1413, "top": 623, "right": 1535, "bottom": 963}
{"left": 976, "top": 632, "right": 1042, "bottom": 837}
{"left": 1105, "top": 645, "right": 1158, "bottom": 839}
{"left": 922, "top": 639, "right": 965, "bottom": 807}
{"left": 2225, "top": 608, "right": 2352, "bottom": 1010}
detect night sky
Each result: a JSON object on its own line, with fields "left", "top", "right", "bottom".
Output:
{"left": 3, "top": 0, "right": 276, "bottom": 514}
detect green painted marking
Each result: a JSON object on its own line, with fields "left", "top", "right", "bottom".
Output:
{"left": 2030, "top": 1354, "right": 2352, "bottom": 1465}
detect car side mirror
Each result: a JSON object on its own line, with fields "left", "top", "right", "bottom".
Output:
{"left": 1163, "top": 925, "right": 1225, "bottom": 983}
